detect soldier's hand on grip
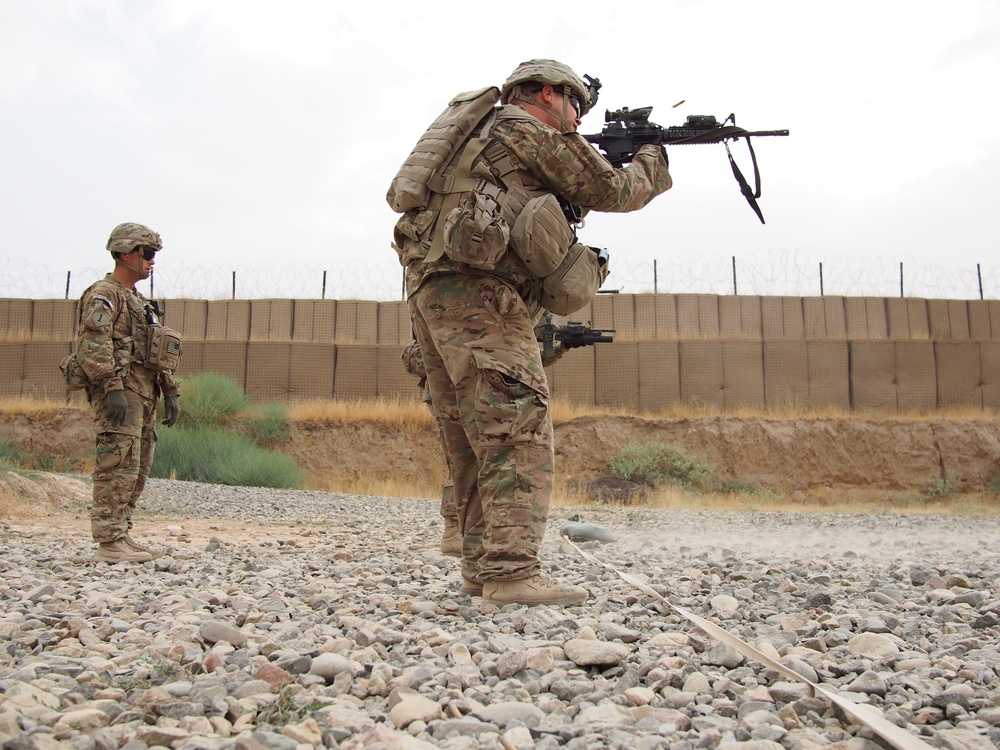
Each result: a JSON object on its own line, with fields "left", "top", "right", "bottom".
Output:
{"left": 105, "top": 390, "right": 128, "bottom": 427}
{"left": 162, "top": 394, "right": 180, "bottom": 427}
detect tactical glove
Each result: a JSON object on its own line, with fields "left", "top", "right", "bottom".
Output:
{"left": 162, "top": 394, "right": 180, "bottom": 427}
{"left": 540, "top": 341, "right": 566, "bottom": 368}
{"left": 104, "top": 390, "right": 128, "bottom": 427}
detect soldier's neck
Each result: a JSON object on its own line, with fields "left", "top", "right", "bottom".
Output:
{"left": 110, "top": 265, "right": 140, "bottom": 290}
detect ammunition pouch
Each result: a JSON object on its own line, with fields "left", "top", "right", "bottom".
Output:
{"left": 440, "top": 187, "right": 510, "bottom": 271}
{"left": 510, "top": 193, "right": 575, "bottom": 277}
{"left": 145, "top": 325, "right": 183, "bottom": 373}
{"left": 539, "top": 243, "right": 610, "bottom": 315}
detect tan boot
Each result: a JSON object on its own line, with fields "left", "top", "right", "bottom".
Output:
{"left": 93, "top": 541, "right": 153, "bottom": 563}
{"left": 440, "top": 519, "right": 461, "bottom": 557}
{"left": 460, "top": 576, "right": 483, "bottom": 596}
{"left": 483, "top": 575, "right": 588, "bottom": 606}
{"left": 125, "top": 535, "right": 165, "bottom": 561}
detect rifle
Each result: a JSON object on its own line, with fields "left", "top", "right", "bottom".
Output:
{"left": 583, "top": 107, "right": 789, "bottom": 223}
{"left": 537, "top": 313, "right": 615, "bottom": 361}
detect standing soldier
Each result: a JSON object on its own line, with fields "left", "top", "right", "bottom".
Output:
{"left": 401, "top": 339, "right": 461, "bottom": 557}
{"left": 75, "top": 222, "right": 182, "bottom": 563}
{"left": 389, "top": 60, "right": 672, "bottom": 605}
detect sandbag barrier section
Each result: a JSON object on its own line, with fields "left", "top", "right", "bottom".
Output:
{"left": 1, "top": 296, "right": 998, "bottom": 409}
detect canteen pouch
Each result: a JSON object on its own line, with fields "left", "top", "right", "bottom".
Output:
{"left": 59, "top": 351, "right": 90, "bottom": 391}
{"left": 540, "top": 243, "right": 610, "bottom": 315}
{"left": 510, "top": 193, "right": 575, "bottom": 277}
{"left": 440, "top": 190, "right": 510, "bottom": 271}
{"left": 146, "top": 325, "right": 183, "bottom": 372}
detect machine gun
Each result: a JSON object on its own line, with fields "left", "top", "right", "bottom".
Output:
{"left": 537, "top": 313, "right": 615, "bottom": 362}
{"left": 583, "top": 107, "right": 789, "bottom": 223}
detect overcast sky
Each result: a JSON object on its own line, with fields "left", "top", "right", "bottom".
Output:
{"left": 2, "top": 0, "right": 998, "bottom": 301}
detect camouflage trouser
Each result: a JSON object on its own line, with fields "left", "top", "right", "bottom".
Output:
{"left": 422, "top": 385, "right": 457, "bottom": 523}
{"left": 89, "top": 387, "right": 158, "bottom": 543}
{"left": 409, "top": 273, "right": 553, "bottom": 583}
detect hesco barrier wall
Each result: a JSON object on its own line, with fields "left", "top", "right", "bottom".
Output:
{"left": 2, "top": 294, "right": 999, "bottom": 410}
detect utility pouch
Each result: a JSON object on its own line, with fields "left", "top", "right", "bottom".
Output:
{"left": 59, "top": 351, "right": 90, "bottom": 391}
{"left": 146, "top": 325, "right": 183, "bottom": 372}
{"left": 391, "top": 207, "right": 439, "bottom": 266}
{"left": 510, "top": 193, "right": 575, "bottom": 277}
{"left": 540, "top": 243, "right": 610, "bottom": 315}
{"left": 440, "top": 190, "right": 510, "bottom": 271}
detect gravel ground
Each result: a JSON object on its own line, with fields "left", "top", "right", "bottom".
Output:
{"left": 1, "top": 477, "right": 999, "bottom": 749}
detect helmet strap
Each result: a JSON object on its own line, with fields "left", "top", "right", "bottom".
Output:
{"left": 114, "top": 251, "right": 143, "bottom": 279}
{"left": 510, "top": 85, "right": 576, "bottom": 132}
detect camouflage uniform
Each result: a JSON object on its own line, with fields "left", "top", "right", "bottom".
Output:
{"left": 397, "top": 60, "right": 672, "bottom": 591}
{"left": 402, "top": 330, "right": 565, "bottom": 549}
{"left": 78, "top": 274, "right": 180, "bottom": 544}
{"left": 401, "top": 339, "right": 458, "bottom": 531}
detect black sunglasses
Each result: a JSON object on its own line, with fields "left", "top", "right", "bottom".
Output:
{"left": 567, "top": 93, "right": 582, "bottom": 115}
{"left": 138, "top": 247, "right": 157, "bottom": 261}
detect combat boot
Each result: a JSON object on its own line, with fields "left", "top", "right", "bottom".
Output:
{"left": 460, "top": 576, "right": 483, "bottom": 596}
{"left": 440, "top": 519, "right": 461, "bottom": 557}
{"left": 93, "top": 541, "right": 153, "bottom": 563}
{"left": 125, "top": 535, "right": 165, "bottom": 561}
{"left": 483, "top": 575, "right": 588, "bottom": 606}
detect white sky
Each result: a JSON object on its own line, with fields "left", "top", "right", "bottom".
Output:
{"left": 1, "top": 0, "right": 998, "bottom": 301}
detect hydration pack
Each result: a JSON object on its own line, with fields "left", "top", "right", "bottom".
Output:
{"left": 386, "top": 86, "right": 501, "bottom": 213}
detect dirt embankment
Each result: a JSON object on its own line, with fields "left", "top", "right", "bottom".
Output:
{"left": 2, "top": 408, "right": 999, "bottom": 498}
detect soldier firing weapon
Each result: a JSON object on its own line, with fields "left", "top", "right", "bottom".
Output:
{"left": 583, "top": 107, "right": 789, "bottom": 223}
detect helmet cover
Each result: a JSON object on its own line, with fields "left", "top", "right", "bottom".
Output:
{"left": 106, "top": 222, "right": 162, "bottom": 255}
{"left": 501, "top": 59, "right": 598, "bottom": 115}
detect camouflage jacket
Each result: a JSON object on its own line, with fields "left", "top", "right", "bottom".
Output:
{"left": 400, "top": 104, "right": 672, "bottom": 300}
{"left": 76, "top": 274, "right": 181, "bottom": 399}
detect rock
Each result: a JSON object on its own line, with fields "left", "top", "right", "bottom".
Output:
{"left": 847, "top": 632, "right": 899, "bottom": 659}
{"left": 282, "top": 718, "right": 322, "bottom": 745}
{"left": 563, "top": 638, "right": 630, "bottom": 667}
{"left": 198, "top": 619, "right": 247, "bottom": 647}
{"left": 560, "top": 521, "right": 616, "bottom": 543}
{"left": 309, "top": 653, "right": 355, "bottom": 682}
{"left": 1, "top": 474, "right": 998, "bottom": 750}
{"left": 387, "top": 689, "right": 442, "bottom": 729}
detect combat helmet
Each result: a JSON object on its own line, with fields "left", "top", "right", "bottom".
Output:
{"left": 106, "top": 222, "right": 162, "bottom": 256}
{"left": 501, "top": 59, "right": 600, "bottom": 115}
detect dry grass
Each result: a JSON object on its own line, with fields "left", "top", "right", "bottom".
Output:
{"left": 0, "top": 395, "right": 86, "bottom": 415}
{"left": 554, "top": 479, "right": 1000, "bottom": 517}
{"left": 2, "top": 392, "right": 995, "bottom": 425}
{"left": 287, "top": 397, "right": 434, "bottom": 440}
{"left": 306, "top": 467, "right": 447, "bottom": 500}
{"left": 562, "top": 399, "right": 1000, "bottom": 424}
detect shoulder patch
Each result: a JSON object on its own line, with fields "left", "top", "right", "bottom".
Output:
{"left": 93, "top": 295, "right": 114, "bottom": 311}
{"left": 87, "top": 306, "right": 113, "bottom": 329}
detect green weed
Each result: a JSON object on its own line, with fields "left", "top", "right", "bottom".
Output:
{"left": 242, "top": 402, "right": 292, "bottom": 446}
{"left": 0, "top": 438, "right": 27, "bottom": 470}
{"left": 255, "top": 686, "right": 326, "bottom": 727}
{"left": 607, "top": 440, "right": 715, "bottom": 490}
{"left": 179, "top": 372, "right": 251, "bottom": 428}
{"left": 152, "top": 426, "right": 303, "bottom": 488}
{"left": 919, "top": 472, "right": 960, "bottom": 503}
{"left": 987, "top": 471, "right": 1000, "bottom": 496}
